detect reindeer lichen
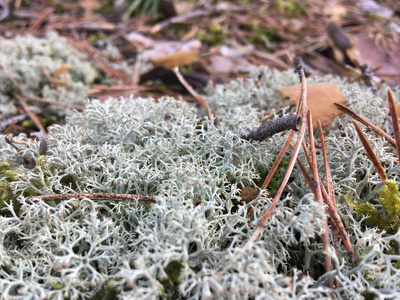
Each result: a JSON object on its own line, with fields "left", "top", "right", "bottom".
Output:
{"left": 0, "top": 32, "right": 98, "bottom": 120}
{"left": 1, "top": 67, "right": 400, "bottom": 299}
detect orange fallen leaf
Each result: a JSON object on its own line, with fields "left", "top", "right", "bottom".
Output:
{"left": 152, "top": 50, "right": 197, "bottom": 68}
{"left": 277, "top": 83, "right": 347, "bottom": 129}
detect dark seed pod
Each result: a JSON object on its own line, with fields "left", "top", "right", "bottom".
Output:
{"left": 243, "top": 114, "right": 300, "bottom": 141}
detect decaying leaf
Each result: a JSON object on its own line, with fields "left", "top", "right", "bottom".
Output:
{"left": 277, "top": 83, "right": 347, "bottom": 129}
{"left": 152, "top": 50, "right": 198, "bottom": 68}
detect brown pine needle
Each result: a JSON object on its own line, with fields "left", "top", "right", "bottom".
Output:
{"left": 242, "top": 65, "right": 308, "bottom": 255}
{"left": 307, "top": 111, "right": 332, "bottom": 288}
{"left": 317, "top": 119, "right": 339, "bottom": 287}
{"left": 26, "top": 193, "right": 157, "bottom": 204}
{"left": 173, "top": 67, "right": 212, "bottom": 119}
{"left": 217, "top": 65, "right": 308, "bottom": 276}
{"left": 387, "top": 89, "right": 400, "bottom": 160}
{"left": 15, "top": 95, "right": 46, "bottom": 134}
{"left": 320, "top": 184, "right": 358, "bottom": 263}
{"left": 317, "top": 120, "right": 335, "bottom": 205}
{"left": 352, "top": 120, "right": 387, "bottom": 183}
{"left": 334, "top": 102, "right": 396, "bottom": 146}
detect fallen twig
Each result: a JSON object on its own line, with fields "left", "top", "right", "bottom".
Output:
{"left": 26, "top": 193, "right": 157, "bottom": 204}
{"left": 243, "top": 114, "right": 300, "bottom": 141}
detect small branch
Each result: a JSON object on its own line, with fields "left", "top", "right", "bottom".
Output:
{"left": 26, "top": 193, "right": 157, "bottom": 204}
{"left": 173, "top": 67, "right": 212, "bottom": 119}
{"left": 243, "top": 114, "right": 300, "bottom": 141}
{"left": 387, "top": 89, "right": 400, "bottom": 160}
{"left": 334, "top": 102, "right": 396, "bottom": 146}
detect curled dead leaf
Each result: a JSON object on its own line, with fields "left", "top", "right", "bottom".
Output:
{"left": 277, "top": 83, "right": 347, "bottom": 129}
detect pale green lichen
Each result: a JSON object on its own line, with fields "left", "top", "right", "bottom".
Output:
{"left": 0, "top": 32, "right": 98, "bottom": 120}
{"left": 1, "top": 67, "right": 400, "bottom": 299}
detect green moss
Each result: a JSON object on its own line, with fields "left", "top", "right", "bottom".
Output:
{"left": 274, "top": 0, "right": 307, "bottom": 16}
{"left": 197, "top": 22, "right": 225, "bottom": 46}
{"left": 240, "top": 23, "right": 278, "bottom": 47}
{"left": 0, "top": 161, "right": 22, "bottom": 213}
{"left": 22, "top": 116, "right": 57, "bottom": 130}
{"left": 161, "top": 260, "right": 184, "bottom": 287}
{"left": 346, "top": 180, "right": 400, "bottom": 234}
{"left": 87, "top": 32, "right": 108, "bottom": 44}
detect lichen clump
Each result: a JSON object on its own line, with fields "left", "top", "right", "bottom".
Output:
{"left": 1, "top": 68, "right": 400, "bottom": 299}
{"left": 0, "top": 32, "right": 98, "bottom": 120}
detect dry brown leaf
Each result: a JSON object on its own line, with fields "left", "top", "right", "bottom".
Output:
{"left": 277, "top": 83, "right": 347, "bottom": 129}
{"left": 152, "top": 50, "right": 198, "bottom": 68}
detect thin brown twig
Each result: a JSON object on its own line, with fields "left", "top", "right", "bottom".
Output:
{"left": 387, "top": 89, "right": 400, "bottom": 160}
{"left": 352, "top": 120, "right": 387, "bottom": 183}
{"left": 15, "top": 95, "right": 46, "bottom": 133}
{"left": 307, "top": 111, "right": 332, "bottom": 288}
{"left": 334, "top": 102, "right": 396, "bottom": 146}
{"left": 261, "top": 85, "right": 304, "bottom": 190}
{"left": 27, "top": 193, "right": 157, "bottom": 204}
{"left": 173, "top": 67, "right": 212, "bottom": 119}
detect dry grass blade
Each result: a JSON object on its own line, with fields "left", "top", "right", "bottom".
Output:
{"left": 307, "top": 111, "right": 332, "bottom": 288}
{"left": 15, "top": 95, "right": 46, "bottom": 133}
{"left": 334, "top": 102, "right": 396, "bottom": 146}
{"left": 352, "top": 120, "right": 387, "bottom": 183}
{"left": 173, "top": 67, "right": 212, "bottom": 119}
{"left": 387, "top": 89, "right": 400, "bottom": 160}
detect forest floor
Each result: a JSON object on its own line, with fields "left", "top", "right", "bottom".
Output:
{"left": 0, "top": 0, "right": 399, "bottom": 131}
